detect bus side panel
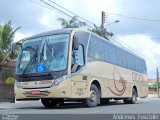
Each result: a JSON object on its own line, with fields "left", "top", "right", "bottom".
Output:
{"left": 139, "top": 81, "right": 148, "bottom": 97}
{"left": 81, "top": 61, "right": 148, "bottom": 98}
{"left": 71, "top": 75, "right": 89, "bottom": 98}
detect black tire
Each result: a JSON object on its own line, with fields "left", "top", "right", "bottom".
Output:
{"left": 123, "top": 99, "right": 130, "bottom": 104}
{"left": 100, "top": 98, "right": 109, "bottom": 105}
{"left": 123, "top": 88, "right": 137, "bottom": 104}
{"left": 84, "top": 84, "right": 100, "bottom": 107}
{"left": 41, "top": 99, "right": 59, "bottom": 108}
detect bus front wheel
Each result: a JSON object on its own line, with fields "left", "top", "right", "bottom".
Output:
{"left": 41, "top": 98, "right": 59, "bottom": 108}
{"left": 123, "top": 88, "right": 137, "bottom": 104}
{"left": 84, "top": 84, "right": 100, "bottom": 107}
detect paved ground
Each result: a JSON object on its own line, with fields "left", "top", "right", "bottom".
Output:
{"left": 0, "top": 95, "right": 160, "bottom": 114}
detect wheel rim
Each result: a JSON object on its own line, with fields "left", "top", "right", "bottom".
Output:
{"left": 90, "top": 90, "right": 97, "bottom": 102}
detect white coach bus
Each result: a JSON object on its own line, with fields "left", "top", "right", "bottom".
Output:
{"left": 13, "top": 28, "right": 148, "bottom": 107}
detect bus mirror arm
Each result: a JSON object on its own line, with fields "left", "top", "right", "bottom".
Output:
{"left": 11, "top": 43, "right": 16, "bottom": 54}
{"left": 11, "top": 42, "right": 22, "bottom": 54}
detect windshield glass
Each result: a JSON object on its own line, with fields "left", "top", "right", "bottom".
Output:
{"left": 16, "top": 34, "right": 70, "bottom": 74}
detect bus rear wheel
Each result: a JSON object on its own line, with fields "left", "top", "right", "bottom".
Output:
{"left": 41, "top": 98, "right": 59, "bottom": 108}
{"left": 84, "top": 84, "right": 100, "bottom": 107}
{"left": 123, "top": 88, "right": 137, "bottom": 104}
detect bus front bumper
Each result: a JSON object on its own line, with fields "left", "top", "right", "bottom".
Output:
{"left": 15, "top": 80, "right": 71, "bottom": 100}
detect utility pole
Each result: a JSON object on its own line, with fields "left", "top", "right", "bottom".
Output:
{"left": 101, "top": 11, "right": 106, "bottom": 37}
{"left": 157, "top": 67, "right": 160, "bottom": 98}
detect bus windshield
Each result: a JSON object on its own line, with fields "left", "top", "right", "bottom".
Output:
{"left": 16, "top": 34, "right": 70, "bottom": 74}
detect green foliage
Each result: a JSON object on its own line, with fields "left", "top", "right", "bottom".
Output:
{"left": 0, "top": 20, "right": 20, "bottom": 65}
{"left": 5, "top": 77, "right": 14, "bottom": 85}
{"left": 90, "top": 24, "right": 113, "bottom": 38}
{"left": 90, "top": 24, "right": 102, "bottom": 36}
{"left": 148, "top": 83, "right": 157, "bottom": 89}
{"left": 58, "top": 16, "right": 112, "bottom": 39}
{"left": 3, "top": 68, "right": 14, "bottom": 79}
{"left": 58, "top": 16, "right": 86, "bottom": 28}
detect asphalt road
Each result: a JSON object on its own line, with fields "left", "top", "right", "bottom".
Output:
{"left": 0, "top": 97, "right": 160, "bottom": 114}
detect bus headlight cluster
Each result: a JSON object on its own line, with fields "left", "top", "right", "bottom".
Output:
{"left": 53, "top": 75, "right": 68, "bottom": 86}
{"left": 15, "top": 80, "right": 21, "bottom": 88}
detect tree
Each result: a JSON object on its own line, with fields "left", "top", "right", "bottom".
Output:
{"left": 90, "top": 24, "right": 113, "bottom": 39}
{"left": 148, "top": 83, "right": 157, "bottom": 90}
{"left": 90, "top": 24, "right": 102, "bottom": 36}
{"left": 0, "top": 20, "right": 20, "bottom": 65}
{"left": 58, "top": 16, "right": 86, "bottom": 28}
{"left": 58, "top": 16, "right": 112, "bottom": 39}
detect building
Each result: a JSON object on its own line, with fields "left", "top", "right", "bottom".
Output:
{"left": 148, "top": 79, "right": 157, "bottom": 94}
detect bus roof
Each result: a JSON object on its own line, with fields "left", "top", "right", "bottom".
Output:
{"left": 21, "top": 28, "right": 74, "bottom": 41}
{"left": 19, "top": 28, "right": 145, "bottom": 61}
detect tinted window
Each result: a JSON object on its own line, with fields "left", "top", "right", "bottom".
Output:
{"left": 88, "top": 35, "right": 104, "bottom": 61}
{"left": 87, "top": 34, "right": 147, "bottom": 74}
{"left": 117, "top": 49, "right": 123, "bottom": 67}
{"left": 108, "top": 45, "right": 117, "bottom": 64}
{"left": 103, "top": 41, "right": 110, "bottom": 62}
{"left": 74, "top": 32, "right": 90, "bottom": 62}
{"left": 77, "top": 45, "right": 85, "bottom": 66}
{"left": 127, "top": 53, "right": 136, "bottom": 71}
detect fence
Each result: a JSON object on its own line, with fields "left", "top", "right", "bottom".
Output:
{"left": 148, "top": 88, "right": 157, "bottom": 94}
{"left": 0, "top": 65, "right": 15, "bottom": 103}
{"left": 0, "top": 83, "right": 15, "bottom": 102}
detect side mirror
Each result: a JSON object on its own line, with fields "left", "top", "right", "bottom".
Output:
{"left": 11, "top": 43, "right": 16, "bottom": 54}
{"left": 11, "top": 42, "right": 22, "bottom": 54}
{"left": 73, "top": 36, "right": 79, "bottom": 50}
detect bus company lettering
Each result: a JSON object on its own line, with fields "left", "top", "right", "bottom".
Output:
{"left": 22, "top": 80, "right": 52, "bottom": 86}
{"left": 39, "top": 80, "right": 53, "bottom": 85}
{"left": 22, "top": 82, "right": 30, "bottom": 85}
{"left": 132, "top": 72, "right": 144, "bottom": 83}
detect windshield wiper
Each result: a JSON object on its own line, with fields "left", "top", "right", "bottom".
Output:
{"left": 39, "top": 42, "right": 51, "bottom": 74}
{"left": 22, "top": 46, "right": 38, "bottom": 75}
{"left": 45, "top": 39, "right": 56, "bottom": 66}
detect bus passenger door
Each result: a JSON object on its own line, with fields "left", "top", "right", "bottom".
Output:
{"left": 71, "top": 44, "right": 88, "bottom": 98}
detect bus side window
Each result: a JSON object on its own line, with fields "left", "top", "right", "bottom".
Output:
{"left": 87, "top": 35, "right": 104, "bottom": 61}
{"left": 77, "top": 45, "right": 85, "bottom": 66}
{"left": 72, "top": 44, "right": 84, "bottom": 73}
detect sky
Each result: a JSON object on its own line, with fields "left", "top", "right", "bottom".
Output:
{"left": 0, "top": 0, "right": 160, "bottom": 79}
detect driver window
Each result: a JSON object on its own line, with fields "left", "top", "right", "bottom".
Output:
{"left": 72, "top": 44, "right": 84, "bottom": 73}
{"left": 77, "top": 45, "right": 84, "bottom": 66}
{"left": 20, "top": 51, "right": 31, "bottom": 69}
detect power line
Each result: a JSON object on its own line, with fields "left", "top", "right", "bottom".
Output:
{"left": 28, "top": 0, "right": 54, "bottom": 10}
{"left": 39, "top": 0, "right": 74, "bottom": 18}
{"left": 28, "top": 0, "right": 94, "bottom": 28}
{"left": 28, "top": 0, "right": 73, "bottom": 18}
{"left": 28, "top": 0, "right": 74, "bottom": 20}
{"left": 48, "top": 0, "right": 95, "bottom": 26}
{"left": 67, "top": 0, "right": 99, "bottom": 24}
{"left": 107, "top": 12, "right": 160, "bottom": 22}
{"left": 28, "top": 0, "right": 158, "bottom": 67}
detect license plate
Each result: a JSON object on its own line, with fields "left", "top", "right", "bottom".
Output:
{"left": 31, "top": 90, "right": 40, "bottom": 95}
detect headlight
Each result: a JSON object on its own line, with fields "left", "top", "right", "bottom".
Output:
{"left": 53, "top": 75, "right": 68, "bottom": 86}
{"left": 15, "top": 80, "right": 21, "bottom": 88}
